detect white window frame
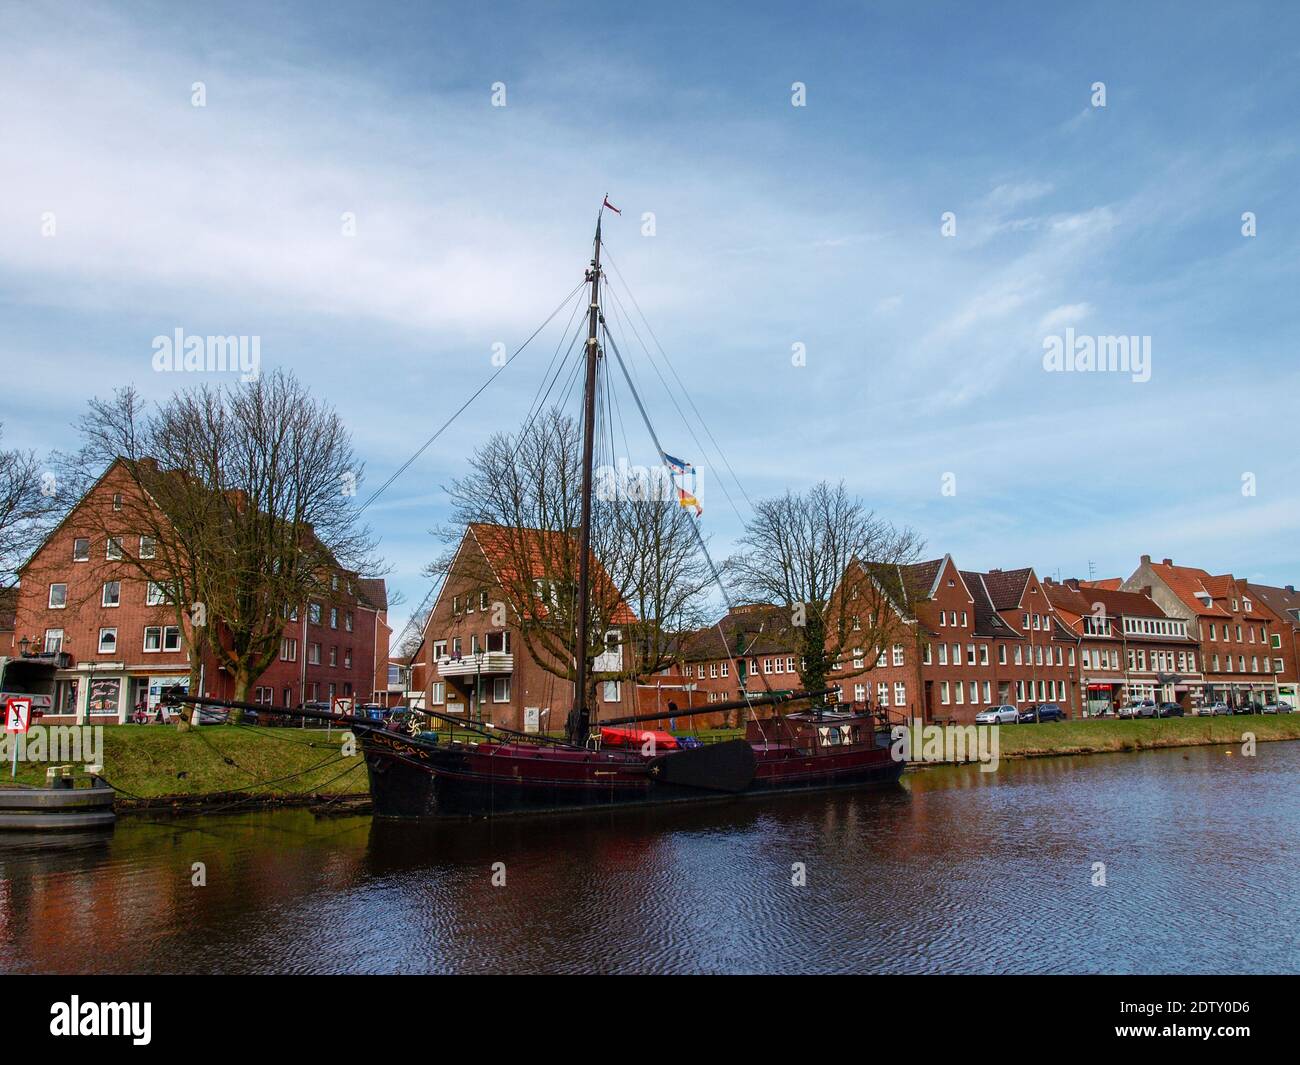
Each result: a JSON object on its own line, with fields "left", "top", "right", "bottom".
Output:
{"left": 49, "top": 583, "right": 67, "bottom": 609}
{"left": 98, "top": 627, "right": 118, "bottom": 654}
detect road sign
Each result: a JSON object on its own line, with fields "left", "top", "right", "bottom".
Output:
{"left": 332, "top": 697, "right": 352, "bottom": 716}
{"left": 5, "top": 697, "right": 32, "bottom": 734}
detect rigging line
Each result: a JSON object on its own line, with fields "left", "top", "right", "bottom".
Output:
{"left": 603, "top": 328, "right": 768, "bottom": 724}
{"left": 356, "top": 278, "right": 587, "bottom": 516}
{"left": 511, "top": 292, "right": 590, "bottom": 460}
{"left": 603, "top": 248, "right": 757, "bottom": 513}
{"left": 601, "top": 283, "right": 749, "bottom": 530}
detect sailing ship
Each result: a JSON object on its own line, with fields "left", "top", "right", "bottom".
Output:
{"left": 167, "top": 205, "right": 905, "bottom": 817}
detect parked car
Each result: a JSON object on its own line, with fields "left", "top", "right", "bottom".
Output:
{"left": 1232, "top": 702, "right": 1265, "bottom": 715}
{"left": 1018, "top": 704, "right": 1064, "bottom": 723}
{"left": 1158, "top": 702, "right": 1184, "bottom": 718}
{"left": 1210, "top": 702, "right": 1232, "bottom": 716}
{"left": 1117, "top": 701, "right": 1156, "bottom": 719}
{"left": 1263, "top": 701, "right": 1294, "bottom": 714}
{"left": 975, "top": 705, "right": 1019, "bottom": 725}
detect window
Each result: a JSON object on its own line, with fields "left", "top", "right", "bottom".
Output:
{"left": 940, "top": 682, "right": 950, "bottom": 705}
{"left": 894, "top": 682, "right": 906, "bottom": 706}
{"left": 433, "top": 640, "right": 447, "bottom": 660}
{"left": 345, "top": 611, "right": 353, "bottom": 632}
{"left": 785, "top": 656, "right": 795, "bottom": 673}
{"left": 998, "top": 645, "right": 1007, "bottom": 665}
{"left": 939, "top": 644, "right": 948, "bottom": 665}
{"left": 44, "top": 629, "right": 64, "bottom": 653}
{"left": 106, "top": 536, "right": 123, "bottom": 559}
{"left": 88, "top": 677, "right": 120, "bottom": 715}
{"left": 720, "top": 661, "right": 729, "bottom": 677}
{"left": 872, "top": 648, "right": 884, "bottom": 667}
{"left": 709, "top": 662, "right": 718, "bottom": 678}
{"left": 877, "top": 682, "right": 889, "bottom": 706}
{"left": 330, "top": 608, "right": 338, "bottom": 629}
{"left": 331, "top": 575, "right": 339, "bottom": 592}
{"left": 969, "top": 682, "right": 978, "bottom": 704}
{"left": 1014, "top": 645, "right": 1023, "bottom": 665}
{"left": 493, "top": 677, "right": 511, "bottom": 702}
{"left": 962, "top": 611, "right": 968, "bottom": 627}
{"left": 602, "top": 680, "right": 621, "bottom": 703}
{"left": 98, "top": 627, "right": 118, "bottom": 654}
{"left": 763, "top": 658, "right": 772, "bottom": 674}
{"left": 452, "top": 637, "right": 462, "bottom": 655}
{"left": 144, "top": 626, "right": 163, "bottom": 651}
{"left": 102, "top": 581, "right": 121, "bottom": 607}
{"left": 982, "top": 680, "right": 991, "bottom": 704}
{"left": 309, "top": 602, "right": 321, "bottom": 624}
{"left": 309, "top": 643, "right": 321, "bottom": 665}
{"left": 73, "top": 538, "right": 90, "bottom": 561}
{"left": 772, "top": 658, "right": 783, "bottom": 674}
{"left": 146, "top": 581, "right": 167, "bottom": 606}
{"left": 139, "top": 535, "right": 156, "bottom": 559}
{"left": 480, "top": 590, "right": 490, "bottom": 611}
{"left": 892, "top": 645, "right": 905, "bottom": 666}
{"left": 939, "top": 611, "right": 947, "bottom": 627}
{"left": 162, "top": 626, "right": 181, "bottom": 651}
{"left": 465, "top": 591, "right": 475, "bottom": 613}
{"left": 111, "top": 492, "right": 122, "bottom": 511}
{"left": 345, "top": 649, "right": 352, "bottom": 669}
{"left": 329, "top": 646, "right": 338, "bottom": 667}
{"left": 255, "top": 687, "right": 273, "bottom": 705}
{"left": 853, "top": 684, "right": 866, "bottom": 702}
{"left": 431, "top": 682, "right": 446, "bottom": 705}
{"left": 281, "top": 638, "right": 298, "bottom": 662}
{"left": 979, "top": 645, "right": 989, "bottom": 666}
{"left": 452, "top": 595, "right": 461, "bottom": 614}
{"left": 954, "top": 681, "right": 964, "bottom": 705}
{"left": 49, "top": 583, "right": 67, "bottom": 608}
{"left": 966, "top": 644, "right": 976, "bottom": 665}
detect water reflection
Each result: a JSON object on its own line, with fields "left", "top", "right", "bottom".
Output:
{"left": 1, "top": 743, "right": 1297, "bottom": 973}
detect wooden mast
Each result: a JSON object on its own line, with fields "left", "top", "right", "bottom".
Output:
{"left": 567, "top": 211, "right": 603, "bottom": 743}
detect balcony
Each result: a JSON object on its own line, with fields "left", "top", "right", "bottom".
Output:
{"left": 438, "top": 652, "right": 513, "bottom": 678}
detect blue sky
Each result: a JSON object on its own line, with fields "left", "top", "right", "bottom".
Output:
{"left": 3, "top": 0, "right": 1299, "bottom": 641}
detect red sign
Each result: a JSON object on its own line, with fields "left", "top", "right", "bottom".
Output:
{"left": 5, "top": 697, "right": 33, "bottom": 734}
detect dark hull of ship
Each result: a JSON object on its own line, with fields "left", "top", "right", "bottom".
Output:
{"left": 358, "top": 727, "right": 905, "bottom": 820}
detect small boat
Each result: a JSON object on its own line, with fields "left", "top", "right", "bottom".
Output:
{"left": 0, "top": 776, "right": 116, "bottom": 831}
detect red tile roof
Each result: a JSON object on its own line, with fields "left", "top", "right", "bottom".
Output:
{"left": 468, "top": 522, "right": 637, "bottom": 624}
{"left": 1147, "top": 561, "right": 1231, "bottom": 618}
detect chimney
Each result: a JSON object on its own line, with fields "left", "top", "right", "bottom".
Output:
{"left": 1140, "top": 554, "right": 1151, "bottom": 565}
{"left": 1064, "top": 578, "right": 1081, "bottom": 590}
{"left": 1142, "top": 585, "right": 1153, "bottom": 599}
{"left": 1287, "top": 585, "right": 1296, "bottom": 595}
{"left": 1162, "top": 558, "right": 1173, "bottom": 566}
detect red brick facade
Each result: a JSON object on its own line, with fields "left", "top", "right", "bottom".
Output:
{"left": 8, "top": 461, "right": 388, "bottom": 723}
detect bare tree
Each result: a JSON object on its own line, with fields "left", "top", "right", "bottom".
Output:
{"left": 727, "top": 481, "right": 923, "bottom": 703}
{"left": 0, "top": 425, "right": 68, "bottom": 587}
{"left": 427, "top": 407, "right": 710, "bottom": 713}
{"left": 68, "top": 371, "right": 378, "bottom": 708}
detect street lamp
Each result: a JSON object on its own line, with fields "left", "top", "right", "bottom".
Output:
{"left": 19, "top": 636, "right": 31, "bottom": 656}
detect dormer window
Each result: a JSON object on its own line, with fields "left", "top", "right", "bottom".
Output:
{"left": 1243, "top": 599, "right": 1252, "bottom": 612}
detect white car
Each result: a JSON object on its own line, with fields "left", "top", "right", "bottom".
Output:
{"left": 975, "top": 705, "right": 1019, "bottom": 725}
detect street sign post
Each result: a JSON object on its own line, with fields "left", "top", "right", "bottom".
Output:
{"left": 5, "top": 696, "right": 33, "bottom": 779}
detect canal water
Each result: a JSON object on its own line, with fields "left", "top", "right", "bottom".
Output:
{"left": 2, "top": 743, "right": 1297, "bottom": 974}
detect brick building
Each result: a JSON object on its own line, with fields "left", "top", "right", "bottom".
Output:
{"left": 8, "top": 459, "right": 388, "bottom": 723}
{"left": 1123, "top": 557, "right": 1280, "bottom": 708}
{"left": 1242, "top": 581, "right": 1300, "bottom": 708}
{"left": 1044, "top": 578, "right": 1202, "bottom": 712}
{"left": 414, "top": 523, "right": 639, "bottom": 733}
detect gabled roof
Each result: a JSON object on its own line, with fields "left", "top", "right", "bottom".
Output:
{"left": 466, "top": 521, "right": 637, "bottom": 624}
{"left": 981, "top": 567, "right": 1034, "bottom": 611}
{"left": 960, "top": 570, "right": 1023, "bottom": 639}
{"left": 1146, "top": 560, "right": 1232, "bottom": 618}
{"left": 1245, "top": 582, "right": 1300, "bottom": 630}
{"left": 677, "top": 604, "right": 795, "bottom": 661}
{"left": 1080, "top": 577, "right": 1122, "bottom": 591}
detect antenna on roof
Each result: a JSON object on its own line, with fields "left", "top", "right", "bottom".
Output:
{"left": 1087, "top": 560, "right": 1097, "bottom": 580}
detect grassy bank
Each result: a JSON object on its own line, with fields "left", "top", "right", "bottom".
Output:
{"left": 933, "top": 713, "right": 1300, "bottom": 760}
{"left": 2, "top": 724, "right": 370, "bottom": 807}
